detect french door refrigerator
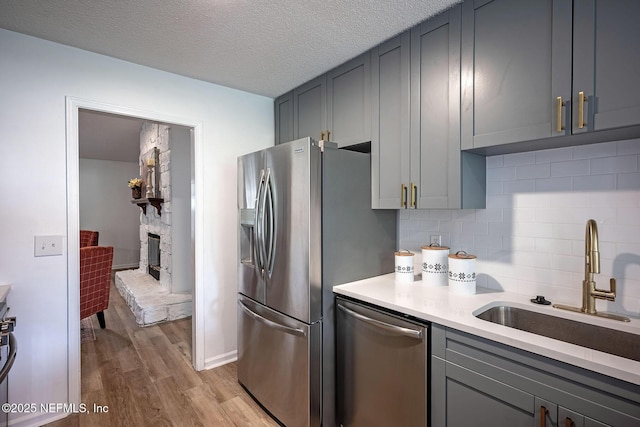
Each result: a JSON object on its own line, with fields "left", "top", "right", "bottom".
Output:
{"left": 237, "top": 137, "right": 397, "bottom": 427}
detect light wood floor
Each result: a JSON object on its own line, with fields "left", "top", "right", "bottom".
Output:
{"left": 45, "top": 277, "right": 279, "bottom": 427}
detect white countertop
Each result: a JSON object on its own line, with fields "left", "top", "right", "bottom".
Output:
{"left": 333, "top": 273, "right": 640, "bottom": 386}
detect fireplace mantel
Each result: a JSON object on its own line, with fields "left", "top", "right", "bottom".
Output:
{"left": 132, "top": 197, "right": 164, "bottom": 216}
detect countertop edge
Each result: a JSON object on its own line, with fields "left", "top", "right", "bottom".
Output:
{"left": 333, "top": 274, "right": 640, "bottom": 386}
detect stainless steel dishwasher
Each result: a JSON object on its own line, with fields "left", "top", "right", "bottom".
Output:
{"left": 336, "top": 297, "right": 428, "bottom": 427}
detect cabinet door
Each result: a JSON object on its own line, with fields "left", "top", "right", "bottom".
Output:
{"left": 371, "top": 32, "right": 410, "bottom": 209}
{"left": 293, "top": 74, "right": 326, "bottom": 141}
{"left": 446, "top": 363, "right": 535, "bottom": 426}
{"left": 274, "top": 91, "right": 293, "bottom": 145}
{"left": 461, "top": 0, "right": 572, "bottom": 149}
{"left": 573, "top": 0, "right": 640, "bottom": 133}
{"left": 410, "top": 6, "right": 462, "bottom": 209}
{"left": 327, "top": 52, "right": 371, "bottom": 147}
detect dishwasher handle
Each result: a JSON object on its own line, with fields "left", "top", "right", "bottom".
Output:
{"left": 338, "top": 304, "right": 423, "bottom": 340}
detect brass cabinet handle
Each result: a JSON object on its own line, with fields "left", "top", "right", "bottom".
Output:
{"left": 540, "top": 406, "right": 548, "bottom": 427}
{"left": 556, "top": 96, "right": 565, "bottom": 132}
{"left": 401, "top": 184, "right": 407, "bottom": 208}
{"left": 410, "top": 183, "right": 417, "bottom": 208}
{"left": 326, "top": 130, "right": 331, "bottom": 141}
{"left": 320, "top": 131, "right": 325, "bottom": 140}
{"left": 578, "top": 91, "right": 587, "bottom": 129}
{"left": 565, "top": 417, "right": 573, "bottom": 427}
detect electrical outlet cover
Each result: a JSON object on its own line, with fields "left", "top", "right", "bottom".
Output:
{"left": 35, "top": 235, "right": 64, "bottom": 257}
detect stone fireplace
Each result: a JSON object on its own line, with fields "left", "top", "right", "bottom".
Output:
{"left": 115, "top": 122, "right": 193, "bottom": 326}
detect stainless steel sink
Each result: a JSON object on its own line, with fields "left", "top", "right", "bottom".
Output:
{"left": 475, "top": 305, "right": 640, "bottom": 362}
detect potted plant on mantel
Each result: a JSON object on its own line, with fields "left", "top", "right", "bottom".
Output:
{"left": 128, "top": 178, "right": 143, "bottom": 200}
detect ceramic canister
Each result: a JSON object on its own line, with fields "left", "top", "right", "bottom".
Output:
{"left": 394, "top": 250, "right": 415, "bottom": 283}
{"left": 421, "top": 245, "right": 450, "bottom": 286}
{"left": 448, "top": 251, "right": 477, "bottom": 295}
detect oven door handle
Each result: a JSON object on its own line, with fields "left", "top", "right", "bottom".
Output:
{"left": 338, "top": 304, "right": 423, "bottom": 340}
{"left": 0, "top": 333, "right": 17, "bottom": 384}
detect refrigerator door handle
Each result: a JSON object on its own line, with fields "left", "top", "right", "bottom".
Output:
{"left": 255, "top": 169, "right": 266, "bottom": 275}
{"left": 338, "top": 304, "right": 423, "bottom": 340}
{"left": 238, "top": 301, "right": 307, "bottom": 337}
{"left": 264, "top": 168, "right": 276, "bottom": 276}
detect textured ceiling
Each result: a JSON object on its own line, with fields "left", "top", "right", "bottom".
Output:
{"left": 0, "top": 0, "right": 461, "bottom": 98}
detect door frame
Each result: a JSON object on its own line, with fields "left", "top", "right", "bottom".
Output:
{"left": 65, "top": 96, "right": 205, "bottom": 404}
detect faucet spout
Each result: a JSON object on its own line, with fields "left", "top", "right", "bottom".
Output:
{"left": 585, "top": 219, "right": 600, "bottom": 275}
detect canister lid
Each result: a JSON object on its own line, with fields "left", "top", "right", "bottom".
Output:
{"left": 394, "top": 250, "right": 414, "bottom": 256}
{"left": 448, "top": 250, "right": 476, "bottom": 260}
{"left": 421, "top": 245, "right": 450, "bottom": 251}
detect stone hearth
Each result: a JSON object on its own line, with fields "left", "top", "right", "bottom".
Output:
{"left": 115, "top": 269, "right": 191, "bottom": 326}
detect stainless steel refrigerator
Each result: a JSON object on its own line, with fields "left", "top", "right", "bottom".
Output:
{"left": 237, "top": 137, "right": 397, "bottom": 427}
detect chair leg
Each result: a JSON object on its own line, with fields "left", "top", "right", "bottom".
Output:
{"left": 97, "top": 311, "right": 106, "bottom": 329}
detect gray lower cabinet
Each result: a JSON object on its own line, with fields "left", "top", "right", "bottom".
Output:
{"left": 461, "top": 0, "right": 640, "bottom": 152}
{"left": 432, "top": 325, "right": 640, "bottom": 427}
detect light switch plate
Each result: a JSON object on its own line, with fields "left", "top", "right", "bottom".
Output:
{"left": 35, "top": 235, "right": 64, "bottom": 257}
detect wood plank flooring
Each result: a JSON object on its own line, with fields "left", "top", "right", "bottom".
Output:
{"left": 45, "top": 277, "right": 279, "bottom": 427}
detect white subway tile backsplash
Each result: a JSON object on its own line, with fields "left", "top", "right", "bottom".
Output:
{"left": 399, "top": 140, "right": 640, "bottom": 316}
{"left": 503, "top": 151, "right": 536, "bottom": 166}
{"left": 535, "top": 177, "right": 572, "bottom": 192}
{"left": 590, "top": 155, "right": 637, "bottom": 175}
{"left": 616, "top": 138, "right": 640, "bottom": 155}
{"left": 573, "top": 174, "right": 616, "bottom": 191}
{"left": 573, "top": 141, "right": 618, "bottom": 159}
{"left": 550, "top": 159, "right": 589, "bottom": 177}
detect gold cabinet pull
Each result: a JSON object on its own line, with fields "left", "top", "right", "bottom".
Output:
{"left": 540, "top": 406, "right": 548, "bottom": 427}
{"left": 326, "top": 130, "right": 331, "bottom": 141}
{"left": 578, "top": 91, "right": 587, "bottom": 129}
{"left": 401, "top": 184, "right": 407, "bottom": 208}
{"left": 320, "top": 131, "right": 325, "bottom": 140}
{"left": 556, "top": 96, "right": 565, "bottom": 132}
{"left": 410, "top": 183, "right": 417, "bottom": 208}
{"left": 565, "top": 417, "right": 573, "bottom": 427}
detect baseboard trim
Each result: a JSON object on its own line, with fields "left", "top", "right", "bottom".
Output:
{"left": 203, "top": 350, "right": 237, "bottom": 370}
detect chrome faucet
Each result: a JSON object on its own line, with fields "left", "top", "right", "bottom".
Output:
{"left": 554, "top": 219, "right": 629, "bottom": 322}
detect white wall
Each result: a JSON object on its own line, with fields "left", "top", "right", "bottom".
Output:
{"left": 170, "top": 127, "right": 194, "bottom": 294}
{"left": 400, "top": 139, "right": 640, "bottom": 317}
{"left": 0, "top": 29, "right": 273, "bottom": 427}
{"left": 79, "top": 158, "right": 140, "bottom": 268}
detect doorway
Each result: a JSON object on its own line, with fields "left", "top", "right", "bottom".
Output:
{"left": 66, "top": 97, "right": 204, "bottom": 405}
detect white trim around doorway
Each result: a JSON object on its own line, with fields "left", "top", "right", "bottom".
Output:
{"left": 65, "top": 96, "right": 205, "bottom": 405}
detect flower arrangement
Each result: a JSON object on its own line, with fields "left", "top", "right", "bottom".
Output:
{"left": 128, "top": 178, "right": 143, "bottom": 188}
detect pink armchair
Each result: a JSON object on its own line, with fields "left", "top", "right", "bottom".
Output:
{"left": 80, "top": 230, "right": 99, "bottom": 248}
{"left": 80, "top": 246, "right": 113, "bottom": 329}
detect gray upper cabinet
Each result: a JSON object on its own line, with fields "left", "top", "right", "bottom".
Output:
{"left": 411, "top": 6, "right": 484, "bottom": 209}
{"left": 278, "top": 53, "right": 371, "bottom": 147}
{"left": 372, "top": 7, "right": 485, "bottom": 210}
{"left": 461, "top": 0, "right": 640, "bottom": 151}
{"left": 293, "top": 74, "right": 327, "bottom": 143}
{"left": 572, "top": 0, "right": 640, "bottom": 134}
{"left": 274, "top": 91, "right": 293, "bottom": 145}
{"left": 461, "top": 0, "right": 572, "bottom": 150}
{"left": 371, "top": 32, "right": 411, "bottom": 209}
{"left": 327, "top": 52, "right": 372, "bottom": 146}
